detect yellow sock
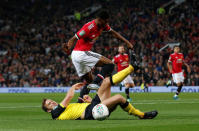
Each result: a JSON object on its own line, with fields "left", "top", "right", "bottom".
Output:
{"left": 141, "top": 83, "right": 145, "bottom": 90}
{"left": 112, "top": 65, "right": 134, "bottom": 85}
{"left": 123, "top": 103, "right": 144, "bottom": 118}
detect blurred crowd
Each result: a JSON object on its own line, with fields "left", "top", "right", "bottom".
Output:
{"left": 0, "top": 0, "right": 199, "bottom": 87}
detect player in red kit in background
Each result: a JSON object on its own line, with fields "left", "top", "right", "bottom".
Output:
{"left": 63, "top": 10, "right": 133, "bottom": 102}
{"left": 167, "top": 45, "right": 191, "bottom": 100}
{"left": 113, "top": 45, "right": 135, "bottom": 102}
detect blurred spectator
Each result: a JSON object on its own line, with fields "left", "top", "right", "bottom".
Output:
{"left": 0, "top": 0, "right": 199, "bottom": 87}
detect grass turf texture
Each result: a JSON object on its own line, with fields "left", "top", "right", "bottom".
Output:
{"left": 0, "top": 93, "right": 199, "bottom": 131}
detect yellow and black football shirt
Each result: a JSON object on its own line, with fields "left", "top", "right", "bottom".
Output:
{"left": 51, "top": 103, "right": 90, "bottom": 120}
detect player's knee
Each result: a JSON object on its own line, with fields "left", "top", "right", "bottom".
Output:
{"left": 125, "top": 84, "right": 131, "bottom": 88}
{"left": 126, "top": 83, "right": 135, "bottom": 88}
{"left": 115, "top": 94, "right": 124, "bottom": 101}
{"left": 103, "top": 77, "right": 111, "bottom": 86}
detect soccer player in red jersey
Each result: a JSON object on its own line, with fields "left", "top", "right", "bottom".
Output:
{"left": 63, "top": 10, "right": 133, "bottom": 102}
{"left": 113, "top": 45, "right": 135, "bottom": 102}
{"left": 167, "top": 45, "right": 191, "bottom": 100}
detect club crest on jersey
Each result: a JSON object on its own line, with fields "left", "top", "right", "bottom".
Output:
{"left": 79, "top": 30, "right": 85, "bottom": 36}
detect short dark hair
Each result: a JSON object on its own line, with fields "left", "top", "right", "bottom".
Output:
{"left": 97, "top": 10, "right": 109, "bottom": 20}
{"left": 42, "top": 98, "right": 48, "bottom": 112}
{"left": 173, "top": 45, "right": 180, "bottom": 49}
{"left": 119, "top": 45, "right": 124, "bottom": 47}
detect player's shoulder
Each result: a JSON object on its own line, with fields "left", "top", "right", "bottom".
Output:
{"left": 170, "top": 53, "right": 176, "bottom": 57}
{"left": 83, "top": 20, "right": 95, "bottom": 30}
{"left": 123, "top": 53, "right": 128, "bottom": 56}
{"left": 115, "top": 54, "right": 120, "bottom": 58}
{"left": 51, "top": 104, "right": 66, "bottom": 119}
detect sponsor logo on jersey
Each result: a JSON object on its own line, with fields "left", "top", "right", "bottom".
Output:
{"left": 79, "top": 30, "right": 85, "bottom": 36}
{"left": 176, "top": 59, "right": 182, "bottom": 63}
{"left": 88, "top": 23, "right": 94, "bottom": 30}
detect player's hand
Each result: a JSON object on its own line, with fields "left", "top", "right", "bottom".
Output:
{"left": 127, "top": 43, "right": 134, "bottom": 49}
{"left": 72, "top": 83, "right": 85, "bottom": 90}
{"left": 83, "top": 95, "right": 92, "bottom": 103}
{"left": 187, "top": 67, "right": 191, "bottom": 73}
{"left": 62, "top": 43, "right": 71, "bottom": 55}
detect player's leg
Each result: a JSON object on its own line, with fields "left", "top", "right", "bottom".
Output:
{"left": 125, "top": 84, "right": 135, "bottom": 102}
{"left": 97, "top": 64, "right": 135, "bottom": 102}
{"left": 173, "top": 82, "right": 183, "bottom": 99}
{"left": 123, "top": 75, "right": 135, "bottom": 102}
{"left": 101, "top": 94, "right": 158, "bottom": 119}
{"left": 97, "top": 51, "right": 139, "bottom": 101}
{"left": 88, "top": 50, "right": 139, "bottom": 90}
{"left": 144, "top": 83, "right": 149, "bottom": 92}
{"left": 78, "top": 72, "right": 93, "bottom": 103}
{"left": 173, "top": 72, "right": 184, "bottom": 100}
{"left": 71, "top": 51, "right": 100, "bottom": 102}
{"left": 88, "top": 55, "right": 114, "bottom": 89}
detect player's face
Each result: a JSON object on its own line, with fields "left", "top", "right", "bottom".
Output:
{"left": 118, "top": 46, "right": 125, "bottom": 54}
{"left": 98, "top": 18, "right": 109, "bottom": 28}
{"left": 45, "top": 99, "right": 58, "bottom": 111}
{"left": 174, "top": 47, "right": 180, "bottom": 53}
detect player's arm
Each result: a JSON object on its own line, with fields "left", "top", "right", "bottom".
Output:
{"left": 60, "top": 83, "right": 84, "bottom": 107}
{"left": 167, "top": 61, "right": 172, "bottom": 73}
{"left": 183, "top": 62, "right": 191, "bottom": 73}
{"left": 68, "top": 35, "right": 78, "bottom": 49}
{"left": 62, "top": 36, "right": 77, "bottom": 54}
{"left": 167, "top": 55, "right": 173, "bottom": 73}
{"left": 110, "top": 29, "right": 133, "bottom": 49}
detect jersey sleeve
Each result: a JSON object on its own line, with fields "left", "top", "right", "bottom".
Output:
{"left": 113, "top": 56, "right": 118, "bottom": 64}
{"left": 103, "top": 24, "right": 112, "bottom": 32}
{"left": 168, "top": 55, "right": 173, "bottom": 63}
{"left": 51, "top": 104, "right": 66, "bottom": 119}
{"left": 75, "top": 25, "right": 90, "bottom": 40}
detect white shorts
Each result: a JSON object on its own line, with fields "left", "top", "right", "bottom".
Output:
{"left": 71, "top": 51, "right": 102, "bottom": 77}
{"left": 172, "top": 72, "right": 184, "bottom": 84}
{"left": 121, "top": 75, "right": 134, "bottom": 85}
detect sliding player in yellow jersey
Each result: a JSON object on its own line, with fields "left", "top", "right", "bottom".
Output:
{"left": 42, "top": 51, "right": 158, "bottom": 120}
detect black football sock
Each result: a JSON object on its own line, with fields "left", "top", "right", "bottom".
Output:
{"left": 125, "top": 88, "right": 130, "bottom": 99}
{"left": 176, "top": 85, "right": 182, "bottom": 95}
{"left": 93, "top": 64, "right": 114, "bottom": 85}
{"left": 78, "top": 84, "right": 90, "bottom": 103}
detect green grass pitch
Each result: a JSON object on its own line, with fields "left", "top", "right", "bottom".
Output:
{"left": 0, "top": 93, "right": 199, "bottom": 131}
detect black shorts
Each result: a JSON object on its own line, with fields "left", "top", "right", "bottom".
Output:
{"left": 84, "top": 94, "right": 101, "bottom": 120}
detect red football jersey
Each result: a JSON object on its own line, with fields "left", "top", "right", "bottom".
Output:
{"left": 113, "top": 53, "right": 129, "bottom": 72}
{"left": 74, "top": 20, "right": 111, "bottom": 51}
{"left": 168, "top": 53, "right": 184, "bottom": 74}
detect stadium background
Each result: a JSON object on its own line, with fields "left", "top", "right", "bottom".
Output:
{"left": 0, "top": 0, "right": 198, "bottom": 88}
{"left": 0, "top": 1, "right": 199, "bottom": 131}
